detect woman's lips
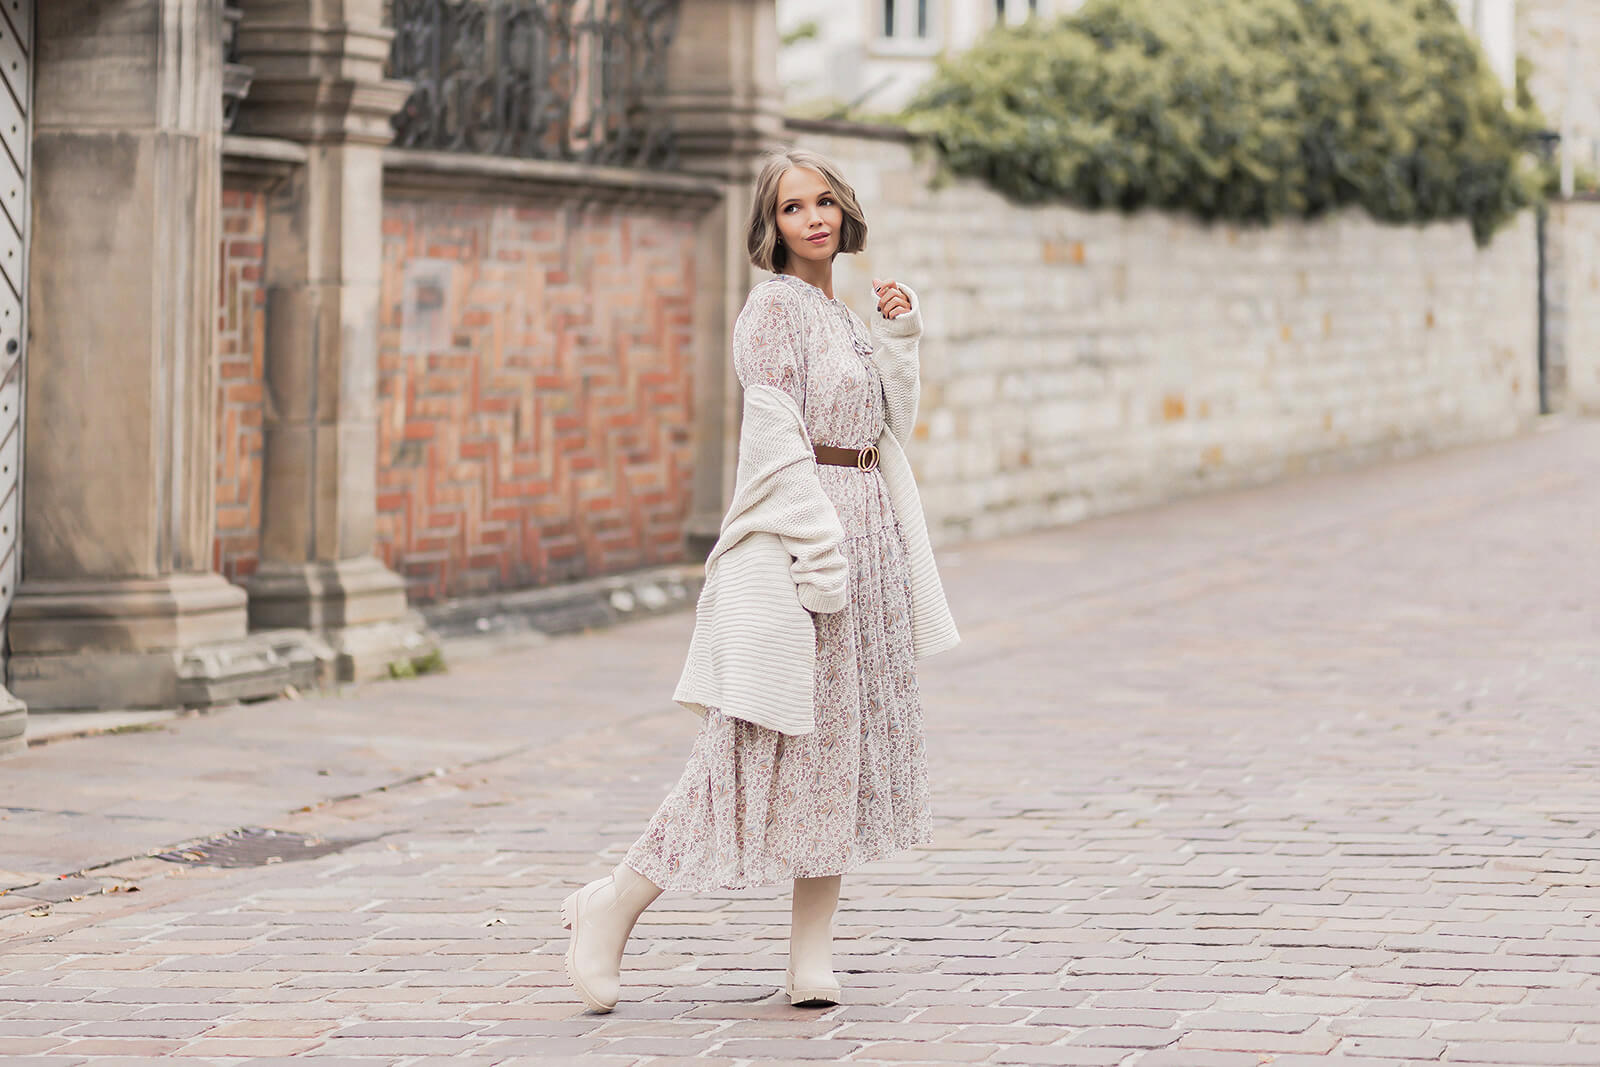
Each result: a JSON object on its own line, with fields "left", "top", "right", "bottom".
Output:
{"left": 806, "top": 232, "right": 831, "bottom": 244}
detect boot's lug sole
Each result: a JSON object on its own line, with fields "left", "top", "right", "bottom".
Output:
{"left": 785, "top": 969, "right": 842, "bottom": 1007}
{"left": 789, "top": 991, "right": 841, "bottom": 1007}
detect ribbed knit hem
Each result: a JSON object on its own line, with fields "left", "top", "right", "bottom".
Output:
{"left": 796, "top": 582, "right": 848, "bottom": 614}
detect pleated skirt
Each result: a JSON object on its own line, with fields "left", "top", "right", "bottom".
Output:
{"left": 625, "top": 469, "right": 932, "bottom": 892}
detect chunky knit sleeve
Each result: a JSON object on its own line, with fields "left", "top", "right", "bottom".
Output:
{"left": 734, "top": 282, "right": 808, "bottom": 411}
{"left": 868, "top": 283, "right": 923, "bottom": 446}
{"left": 730, "top": 386, "right": 848, "bottom": 615}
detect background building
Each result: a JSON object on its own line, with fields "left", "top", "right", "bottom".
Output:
{"left": 779, "top": 0, "right": 1085, "bottom": 114}
{"left": 778, "top": 0, "right": 1522, "bottom": 115}
{"left": 1519, "top": 0, "right": 1600, "bottom": 180}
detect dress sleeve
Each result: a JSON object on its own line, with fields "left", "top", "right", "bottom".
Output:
{"left": 733, "top": 284, "right": 808, "bottom": 412}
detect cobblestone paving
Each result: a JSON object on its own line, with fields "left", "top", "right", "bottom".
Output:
{"left": 2, "top": 423, "right": 1598, "bottom": 1066}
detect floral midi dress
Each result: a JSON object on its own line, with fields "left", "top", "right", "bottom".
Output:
{"left": 624, "top": 274, "right": 933, "bottom": 892}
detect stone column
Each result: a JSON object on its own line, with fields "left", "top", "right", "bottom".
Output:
{"left": 233, "top": 0, "right": 434, "bottom": 679}
{"left": 663, "top": 0, "right": 787, "bottom": 554}
{"left": 10, "top": 0, "right": 301, "bottom": 710}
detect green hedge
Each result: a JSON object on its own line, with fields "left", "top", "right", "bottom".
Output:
{"left": 902, "top": 0, "right": 1541, "bottom": 244}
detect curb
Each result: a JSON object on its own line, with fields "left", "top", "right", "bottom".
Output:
{"left": 420, "top": 562, "right": 704, "bottom": 644}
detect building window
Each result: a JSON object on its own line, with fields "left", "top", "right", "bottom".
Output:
{"left": 882, "top": 0, "right": 929, "bottom": 39}
{"left": 996, "top": 0, "right": 1043, "bottom": 25}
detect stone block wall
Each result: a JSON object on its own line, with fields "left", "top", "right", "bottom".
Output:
{"left": 793, "top": 124, "right": 1541, "bottom": 545}
{"left": 375, "top": 197, "right": 698, "bottom": 602}
{"left": 214, "top": 184, "right": 268, "bottom": 584}
{"left": 1551, "top": 198, "right": 1600, "bottom": 414}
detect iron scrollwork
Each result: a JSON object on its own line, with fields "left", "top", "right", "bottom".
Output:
{"left": 222, "top": 1, "right": 254, "bottom": 132}
{"left": 388, "top": 0, "right": 679, "bottom": 168}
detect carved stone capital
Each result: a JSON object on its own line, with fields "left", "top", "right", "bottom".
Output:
{"left": 234, "top": 20, "right": 410, "bottom": 145}
{"left": 658, "top": 0, "right": 785, "bottom": 178}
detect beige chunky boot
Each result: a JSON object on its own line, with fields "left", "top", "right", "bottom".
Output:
{"left": 786, "top": 874, "right": 843, "bottom": 1006}
{"left": 561, "top": 863, "right": 663, "bottom": 1013}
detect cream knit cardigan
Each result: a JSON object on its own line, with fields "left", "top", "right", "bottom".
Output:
{"left": 673, "top": 282, "right": 960, "bottom": 735}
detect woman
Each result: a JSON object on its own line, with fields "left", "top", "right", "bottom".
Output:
{"left": 561, "top": 148, "right": 960, "bottom": 1013}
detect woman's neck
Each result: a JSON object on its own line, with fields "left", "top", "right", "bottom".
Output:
{"left": 783, "top": 259, "right": 833, "bottom": 300}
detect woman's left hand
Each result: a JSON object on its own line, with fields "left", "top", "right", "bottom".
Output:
{"left": 872, "top": 278, "right": 911, "bottom": 320}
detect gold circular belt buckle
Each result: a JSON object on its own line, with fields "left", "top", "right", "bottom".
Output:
{"left": 857, "top": 445, "right": 879, "bottom": 472}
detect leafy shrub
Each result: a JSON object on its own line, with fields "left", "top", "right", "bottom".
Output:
{"left": 902, "top": 0, "right": 1542, "bottom": 244}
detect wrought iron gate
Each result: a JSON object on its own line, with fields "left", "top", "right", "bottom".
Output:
{"left": 388, "top": 0, "right": 679, "bottom": 167}
{"left": 0, "top": 0, "right": 30, "bottom": 635}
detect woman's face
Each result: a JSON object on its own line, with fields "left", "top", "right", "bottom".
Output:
{"left": 774, "top": 166, "right": 842, "bottom": 267}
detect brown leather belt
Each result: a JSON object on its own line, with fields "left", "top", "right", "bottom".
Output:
{"left": 815, "top": 444, "right": 880, "bottom": 471}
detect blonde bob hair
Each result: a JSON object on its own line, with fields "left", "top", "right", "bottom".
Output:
{"left": 746, "top": 150, "right": 868, "bottom": 273}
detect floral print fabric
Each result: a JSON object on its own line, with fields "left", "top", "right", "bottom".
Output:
{"left": 625, "top": 275, "right": 932, "bottom": 891}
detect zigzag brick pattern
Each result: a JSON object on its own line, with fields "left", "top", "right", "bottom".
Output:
{"left": 214, "top": 185, "right": 267, "bottom": 585}
{"left": 376, "top": 198, "right": 697, "bottom": 603}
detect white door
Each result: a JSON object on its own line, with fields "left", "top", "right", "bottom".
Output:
{"left": 0, "top": 0, "right": 30, "bottom": 628}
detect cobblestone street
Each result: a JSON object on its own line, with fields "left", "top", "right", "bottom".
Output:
{"left": 3, "top": 422, "right": 1598, "bottom": 1066}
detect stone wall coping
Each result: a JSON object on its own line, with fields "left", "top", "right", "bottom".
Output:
{"left": 222, "top": 134, "right": 310, "bottom": 187}
{"left": 784, "top": 116, "right": 920, "bottom": 144}
{"left": 381, "top": 148, "right": 723, "bottom": 212}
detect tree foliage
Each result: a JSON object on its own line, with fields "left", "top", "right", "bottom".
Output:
{"left": 901, "top": 0, "right": 1542, "bottom": 243}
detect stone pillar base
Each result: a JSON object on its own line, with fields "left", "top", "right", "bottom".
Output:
{"left": 247, "top": 557, "right": 438, "bottom": 680}
{"left": 327, "top": 611, "right": 439, "bottom": 682}
{"left": 0, "top": 685, "right": 25, "bottom": 757}
{"left": 180, "top": 629, "right": 337, "bottom": 703}
{"left": 685, "top": 524, "right": 720, "bottom": 563}
{"left": 7, "top": 574, "right": 310, "bottom": 710}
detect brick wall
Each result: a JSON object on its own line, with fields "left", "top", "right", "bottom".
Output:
{"left": 793, "top": 125, "right": 1541, "bottom": 545}
{"left": 377, "top": 198, "right": 697, "bottom": 602}
{"left": 215, "top": 185, "right": 267, "bottom": 584}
